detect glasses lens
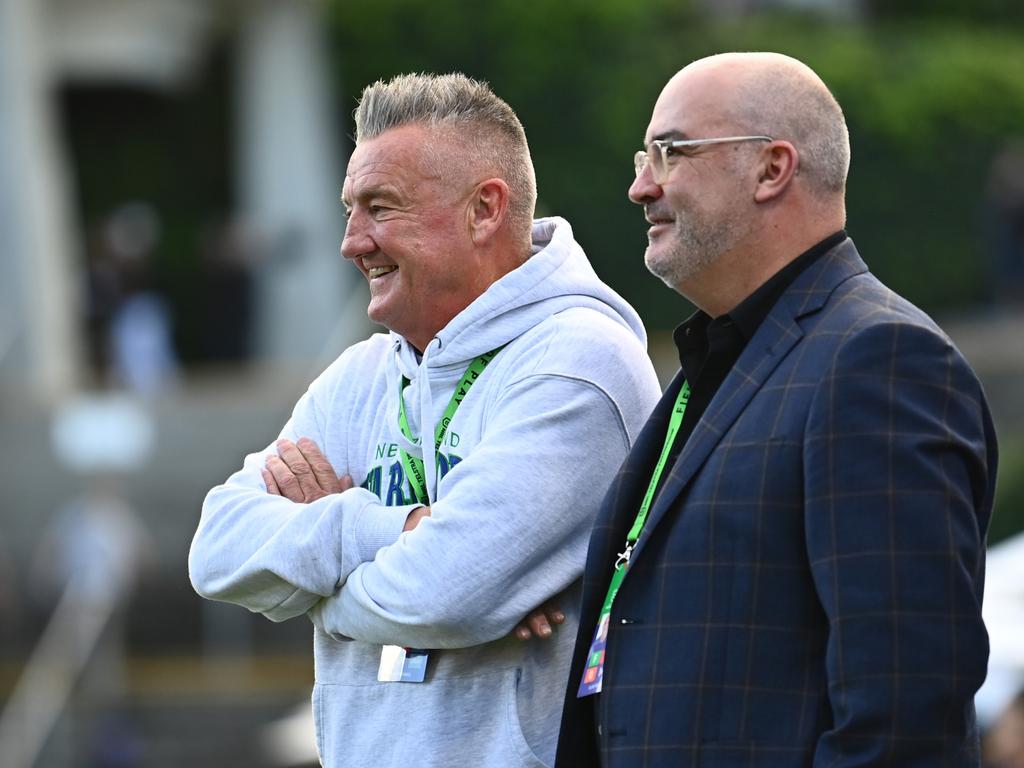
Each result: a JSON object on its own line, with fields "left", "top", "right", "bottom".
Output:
{"left": 634, "top": 150, "right": 648, "bottom": 178}
{"left": 635, "top": 146, "right": 665, "bottom": 182}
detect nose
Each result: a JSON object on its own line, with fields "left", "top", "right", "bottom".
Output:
{"left": 340, "top": 210, "right": 374, "bottom": 261}
{"left": 628, "top": 165, "right": 662, "bottom": 205}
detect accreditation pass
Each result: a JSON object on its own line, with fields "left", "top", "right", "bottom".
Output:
{"left": 378, "top": 645, "right": 429, "bottom": 682}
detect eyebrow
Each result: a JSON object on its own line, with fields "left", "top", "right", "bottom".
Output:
{"left": 343, "top": 183, "right": 402, "bottom": 208}
{"left": 648, "top": 129, "right": 689, "bottom": 144}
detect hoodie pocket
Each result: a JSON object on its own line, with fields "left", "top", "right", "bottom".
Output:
{"left": 312, "top": 668, "right": 551, "bottom": 768}
{"left": 504, "top": 668, "right": 549, "bottom": 768}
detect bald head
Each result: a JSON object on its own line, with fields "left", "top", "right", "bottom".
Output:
{"left": 668, "top": 52, "right": 850, "bottom": 197}
{"left": 633, "top": 52, "right": 849, "bottom": 314}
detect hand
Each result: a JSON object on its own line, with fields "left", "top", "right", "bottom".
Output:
{"left": 514, "top": 601, "right": 565, "bottom": 641}
{"left": 404, "top": 505, "right": 431, "bottom": 532}
{"left": 263, "top": 437, "right": 353, "bottom": 503}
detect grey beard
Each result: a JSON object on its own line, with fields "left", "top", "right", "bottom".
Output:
{"left": 645, "top": 214, "right": 739, "bottom": 290}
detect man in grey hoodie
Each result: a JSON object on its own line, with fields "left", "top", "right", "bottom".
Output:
{"left": 188, "top": 73, "right": 661, "bottom": 767}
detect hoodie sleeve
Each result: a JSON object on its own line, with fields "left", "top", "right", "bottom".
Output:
{"left": 188, "top": 351, "right": 417, "bottom": 622}
{"left": 308, "top": 352, "right": 660, "bottom": 648}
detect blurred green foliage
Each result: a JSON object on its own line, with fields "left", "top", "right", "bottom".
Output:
{"left": 865, "top": 0, "right": 1024, "bottom": 26}
{"left": 325, "top": 2, "right": 1024, "bottom": 330}
{"left": 52, "top": 4, "right": 1024, "bottom": 543}
{"left": 325, "top": 1, "right": 1024, "bottom": 542}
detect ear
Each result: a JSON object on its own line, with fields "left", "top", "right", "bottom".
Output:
{"left": 753, "top": 141, "right": 799, "bottom": 203}
{"left": 467, "top": 178, "right": 510, "bottom": 245}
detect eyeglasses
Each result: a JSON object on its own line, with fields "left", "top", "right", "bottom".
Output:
{"left": 634, "top": 135, "right": 773, "bottom": 184}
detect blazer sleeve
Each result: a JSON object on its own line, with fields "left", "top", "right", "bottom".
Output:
{"left": 803, "top": 320, "right": 996, "bottom": 766}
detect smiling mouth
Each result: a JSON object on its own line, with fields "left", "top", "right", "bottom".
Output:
{"left": 367, "top": 266, "right": 397, "bottom": 279}
{"left": 644, "top": 207, "right": 674, "bottom": 227}
{"left": 646, "top": 213, "right": 674, "bottom": 226}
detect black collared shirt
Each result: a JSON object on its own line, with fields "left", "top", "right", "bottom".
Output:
{"left": 657, "top": 230, "right": 847, "bottom": 486}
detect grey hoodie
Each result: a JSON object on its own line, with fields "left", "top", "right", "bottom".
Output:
{"left": 189, "top": 217, "right": 661, "bottom": 767}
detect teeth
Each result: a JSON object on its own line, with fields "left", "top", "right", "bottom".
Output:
{"left": 368, "top": 266, "right": 397, "bottom": 278}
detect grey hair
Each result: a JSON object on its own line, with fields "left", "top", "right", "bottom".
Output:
{"left": 354, "top": 73, "right": 537, "bottom": 238}
{"left": 707, "top": 53, "right": 850, "bottom": 195}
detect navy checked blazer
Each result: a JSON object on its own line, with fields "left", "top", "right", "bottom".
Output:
{"left": 555, "top": 239, "right": 998, "bottom": 768}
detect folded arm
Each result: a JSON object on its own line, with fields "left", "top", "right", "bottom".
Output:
{"left": 265, "top": 437, "right": 560, "bottom": 638}
{"left": 310, "top": 374, "right": 633, "bottom": 649}
{"left": 188, "top": 382, "right": 418, "bottom": 622}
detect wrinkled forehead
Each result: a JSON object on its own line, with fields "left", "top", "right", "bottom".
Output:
{"left": 343, "top": 124, "right": 444, "bottom": 199}
{"left": 347, "top": 125, "right": 436, "bottom": 178}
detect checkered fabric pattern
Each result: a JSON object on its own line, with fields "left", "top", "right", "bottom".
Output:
{"left": 556, "top": 240, "right": 998, "bottom": 768}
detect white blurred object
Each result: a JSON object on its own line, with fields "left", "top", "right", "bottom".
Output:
{"left": 237, "top": 0, "right": 352, "bottom": 361}
{"left": 40, "top": 489, "right": 150, "bottom": 602}
{"left": 977, "top": 532, "right": 1024, "bottom": 727}
{"left": 110, "top": 292, "right": 180, "bottom": 396}
{"left": 985, "top": 533, "right": 1024, "bottom": 666}
{"left": 51, "top": 394, "right": 156, "bottom": 473}
{"left": 105, "top": 201, "right": 161, "bottom": 260}
{"left": 48, "top": 0, "right": 213, "bottom": 87}
{"left": 262, "top": 701, "right": 318, "bottom": 767}
{"left": 0, "top": 0, "right": 81, "bottom": 400}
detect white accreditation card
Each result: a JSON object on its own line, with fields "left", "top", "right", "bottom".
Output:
{"left": 378, "top": 645, "right": 429, "bottom": 682}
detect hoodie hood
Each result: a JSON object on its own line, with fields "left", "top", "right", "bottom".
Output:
{"left": 391, "top": 217, "right": 646, "bottom": 376}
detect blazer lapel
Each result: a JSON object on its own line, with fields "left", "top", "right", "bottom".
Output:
{"left": 593, "top": 369, "right": 689, "bottom": 561}
{"left": 625, "top": 240, "right": 869, "bottom": 566}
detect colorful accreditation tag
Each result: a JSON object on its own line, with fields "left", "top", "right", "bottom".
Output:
{"left": 578, "top": 380, "right": 691, "bottom": 698}
{"left": 378, "top": 645, "right": 429, "bottom": 683}
{"left": 576, "top": 605, "right": 614, "bottom": 697}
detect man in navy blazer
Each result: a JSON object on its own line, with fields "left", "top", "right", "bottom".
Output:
{"left": 555, "top": 52, "right": 998, "bottom": 767}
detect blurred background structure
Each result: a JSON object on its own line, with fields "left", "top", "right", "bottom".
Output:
{"left": 0, "top": 0, "right": 1022, "bottom": 765}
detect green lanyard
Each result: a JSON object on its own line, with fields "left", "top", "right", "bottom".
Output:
{"left": 599, "top": 379, "right": 690, "bottom": 615}
{"left": 397, "top": 347, "right": 504, "bottom": 505}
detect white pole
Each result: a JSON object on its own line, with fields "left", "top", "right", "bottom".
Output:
{"left": 0, "top": 582, "right": 119, "bottom": 768}
{"left": 235, "top": 0, "right": 354, "bottom": 362}
{"left": 0, "top": 0, "right": 82, "bottom": 400}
